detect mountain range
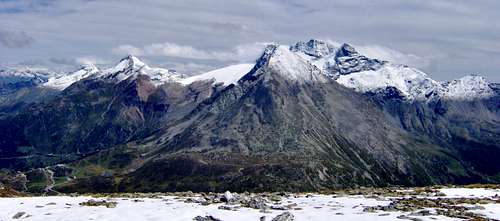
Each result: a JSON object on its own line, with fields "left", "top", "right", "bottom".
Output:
{"left": 0, "top": 39, "right": 499, "bottom": 193}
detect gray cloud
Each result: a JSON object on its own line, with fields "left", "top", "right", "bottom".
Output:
{"left": 0, "top": 29, "right": 34, "bottom": 48}
{"left": 0, "top": 0, "right": 499, "bottom": 81}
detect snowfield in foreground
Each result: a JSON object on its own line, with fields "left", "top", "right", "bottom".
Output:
{"left": 0, "top": 188, "right": 499, "bottom": 221}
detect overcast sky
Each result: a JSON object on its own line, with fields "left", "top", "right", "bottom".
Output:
{"left": 0, "top": 0, "right": 499, "bottom": 81}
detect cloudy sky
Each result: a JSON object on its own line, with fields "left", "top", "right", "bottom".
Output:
{"left": 0, "top": 0, "right": 499, "bottom": 81}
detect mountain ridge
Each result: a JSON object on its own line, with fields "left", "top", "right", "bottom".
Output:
{"left": 0, "top": 39, "right": 499, "bottom": 193}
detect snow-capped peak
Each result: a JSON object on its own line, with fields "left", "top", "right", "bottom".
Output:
{"left": 43, "top": 64, "right": 100, "bottom": 90}
{"left": 102, "top": 55, "right": 148, "bottom": 80}
{"left": 439, "top": 75, "right": 495, "bottom": 100}
{"left": 336, "top": 43, "right": 359, "bottom": 57}
{"left": 253, "top": 44, "right": 328, "bottom": 83}
{"left": 99, "top": 55, "right": 183, "bottom": 85}
{"left": 290, "top": 39, "right": 337, "bottom": 58}
{"left": 287, "top": 39, "right": 496, "bottom": 101}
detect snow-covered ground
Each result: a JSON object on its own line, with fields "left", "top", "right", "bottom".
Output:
{"left": 0, "top": 188, "right": 499, "bottom": 221}
{"left": 439, "top": 187, "right": 500, "bottom": 198}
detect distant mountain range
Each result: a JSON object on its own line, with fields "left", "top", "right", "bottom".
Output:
{"left": 0, "top": 39, "right": 499, "bottom": 193}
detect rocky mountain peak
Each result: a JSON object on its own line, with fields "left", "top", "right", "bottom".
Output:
{"left": 336, "top": 43, "right": 359, "bottom": 57}
{"left": 290, "top": 39, "right": 337, "bottom": 58}
{"left": 80, "top": 63, "right": 99, "bottom": 73}
{"left": 439, "top": 74, "right": 495, "bottom": 100}
{"left": 110, "top": 55, "right": 148, "bottom": 74}
{"left": 98, "top": 55, "right": 183, "bottom": 85}
{"left": 43, "top": 63, "right": 101, "bottom": 90}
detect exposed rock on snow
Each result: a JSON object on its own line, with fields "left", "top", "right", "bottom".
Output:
{"left": 222, "top": 191, "right": 233, "bottom": 203}
{"left": 271, "top": 212, "right": 295, "bottom": 221}
{"left": 194, "top": 215, "right": 222, "bottom": 221}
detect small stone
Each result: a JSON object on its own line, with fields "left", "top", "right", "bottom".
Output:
{"left": 218, "top": 205, "right": 237, "bottom": 211}
{"left": 270, "top": 205, "right": 288, "bottom": 210}
{"left": 269, "top": 195, "right": 281, "bottom": 202}
{"left": 271, "top": 212, "right": 295, "bottom": 221}
{"left": 193, "top": 215, "right": 222, "bottom": 221}
{"left": 12, "top": 212, "right": 26, "bottom": 219}
{"left": 222, "top": 191, "right": 233, "bottom": 202}
{"left": 79, "top": 199, "right": 117, "bottom": 208}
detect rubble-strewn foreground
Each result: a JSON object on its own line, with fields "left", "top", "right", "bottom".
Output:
{"left": 0, "top": 186, "right": 499, "bottom": 220}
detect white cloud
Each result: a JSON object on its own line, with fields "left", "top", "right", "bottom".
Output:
{"left": 112, "top": 42, "right": 267, "bottom": 63}
{"left": 356, "top": 45, "right": 431, "bottom": 69}
{"left": 111, "top": 45, "right": 144, "bottom": 56}
{"left": 75, "top": 56, "right": 108, "bottom": 65}
{"left": 165, "top": 62, "right": 216, "bottom": 75}
{"left": 144, "top": 43, "right": 231, "bottom": 60}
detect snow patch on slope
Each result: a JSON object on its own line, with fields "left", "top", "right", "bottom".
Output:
{"left": 439, "top": 75, "right": 495, "bottom": 100}
{"left": 180, "top": 63, "right": 254, "bottom": 85}
{"left": 43, "top": 64, "right": 99, "bottom": 90}
{"left": 337, "top": 65, "right": 439, "bottom": 100}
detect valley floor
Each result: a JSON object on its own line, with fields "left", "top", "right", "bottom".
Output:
{"left": 0, "top": 187, "right": 499, "bottom": 221}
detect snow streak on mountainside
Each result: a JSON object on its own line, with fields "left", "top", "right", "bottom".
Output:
{"left": 180, "top": 63, "right": 254, "bottom": 85}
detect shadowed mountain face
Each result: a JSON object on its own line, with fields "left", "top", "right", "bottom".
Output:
{"left": 114, "top": 47, "right": 498, "bottom": 192}
{"left": 0, "top": 42, "right": 499, "bottom": 193}
{"left": 117, "top": 59, "right": 448, "bottom": 192}
{"left": 0, "top": 74, "right": 220, "bottom": 169}
{"left": 366, "top": 88, "right": 500, "bottom": 177}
